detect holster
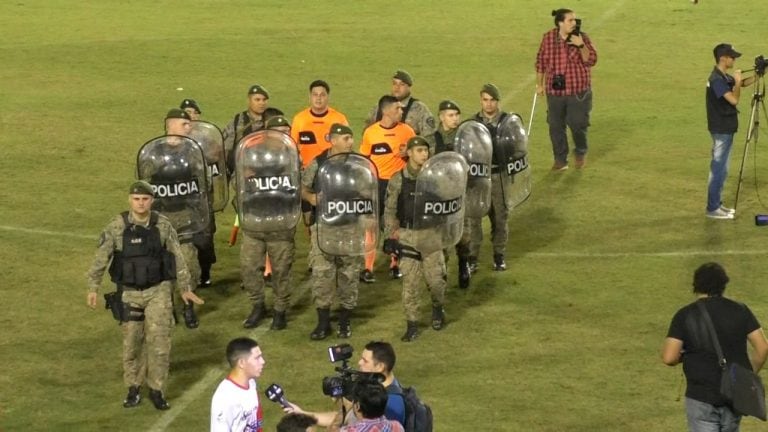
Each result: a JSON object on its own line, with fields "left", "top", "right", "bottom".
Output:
{"left": 104, "top": 290, "right": 125, "bottom": 323}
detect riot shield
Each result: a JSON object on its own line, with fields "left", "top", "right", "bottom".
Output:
{"left": 496, "top": 113, "right": 531, "bottom": 209}
{"left": 454, "top": 120, "right": 493, "bottom": 218}
{"left": 189, "top": 120, "right": 228, "bottom": 212}
{"left": 136, "top": 135, "right": 211, "bottom": 238}
{"left": 235, "top": 130, "right": 301, "bottom": 233}
{"left": 412, "top": 152, "right": 468, "bottom": 254}
{"left": 315, "top": 153, "right": 379, "bottom": 256}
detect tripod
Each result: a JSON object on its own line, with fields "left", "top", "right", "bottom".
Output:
{"left": 732, "top": 72, "right": 766, "bottom": 211}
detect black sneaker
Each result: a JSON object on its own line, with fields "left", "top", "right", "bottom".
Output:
{"left": 493, "top": 254, "right": 507, "bottom": 271}
{"left": 198, "top": 278, "right": 212, "bottom": 288}
{"left": 123, "top": 386, "right": 141, "bottom": 408}
{"left": 390, "top": 266, "right": 402, "bottom": 279}
{"left": 359, "top": 270, "right": 375, "bottom": 284}
{"left": 148, "top": 389, "right": 170, "bottom": 410}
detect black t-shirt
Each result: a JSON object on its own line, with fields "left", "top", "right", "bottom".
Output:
{"left": 667, "top": 297, "right": 760, "bottom": 406}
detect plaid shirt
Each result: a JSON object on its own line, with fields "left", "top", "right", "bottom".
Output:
{"left": 535, "top": 28, "right": 597, "bottom": 96}
{"left": 341, "top": 416, "right": 405, "bottom": 432}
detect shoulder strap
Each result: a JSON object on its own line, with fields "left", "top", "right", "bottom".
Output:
{"left": 149, "top": 211, "right": 159, "bottom": 226}
{"left": 433, "top": 131, "right": 444, "bottom": 152}
{"left": 696, "top": 300, "right": 727, "bottom": 368}
{"left": 120, "top": 211, "right": 130, "bottom": 227}
{"left": 401, "top": 98, "right": 417, "bottom": 124}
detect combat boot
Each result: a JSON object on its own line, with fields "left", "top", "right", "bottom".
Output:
{"left": 458, "top": 257, "right": 471, "bottom": 289}
{"left": 400, "top": 321, "right": 419, "bottom": 342}
{"left": 270, "top": 310, "right": 287, "bottom": 331}
{"left": 468, "top": 256, "right": 479, "bottom": 274}
{"left": 243, "top": 303, "right": 266, "bottom": 329}
{"left": 183, "top": 302, "right": 199, "bottom": 329}
{"left": 123, "top": 385, "right": 141, "bottom": 408}
{"left": 493, "top": 254, "right": 507, "bottom": 271}
{"left": 337, "top": 308, "right": 352, "bottom": 338}
{"left": 432, "top": 305, "right": 446, "bottom": 330}
{"left": 148, "top": 388, "right": 170, "bottom": 410}
{"left": 310, "top": 308, "right": 331, "bottom": 340}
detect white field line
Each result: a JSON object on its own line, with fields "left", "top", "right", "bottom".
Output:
{"left": 526, "top": 250, "right": 768, "bottom": 258}
{"left": 0, "top": 224, "right": 94, "bottom": 240}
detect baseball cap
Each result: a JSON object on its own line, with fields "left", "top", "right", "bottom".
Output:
{"left": 713, "top": 43, "right": 742, "bottom": 61}
{"left": 329, "top": 123, "right": 353, "bottom": 136}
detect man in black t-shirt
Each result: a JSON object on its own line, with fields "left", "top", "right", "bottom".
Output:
{"left": 662, "top": 263, "right": 768, "bottom": 431}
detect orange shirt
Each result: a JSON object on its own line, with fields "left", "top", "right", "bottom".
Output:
{"left": 360, "top": 122, "right": 415, "bottom": 180}
{"left": 291, "top": 107, "right": 349, "bottom": 168}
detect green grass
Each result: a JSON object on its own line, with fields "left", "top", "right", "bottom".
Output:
{"left": 2, "top": 0, "right": 768, "bottom": 430}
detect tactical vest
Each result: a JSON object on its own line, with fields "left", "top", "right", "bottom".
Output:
{"left": 433, "top": 130, "right": 451, "bottom": 154}
{"left": 396, "top": 173, "right": 417, "bottom": 228}
{"left": 475, "top": 112, "right": 509, "bottom": 169}
{"left": 109, "top": 211, "right": 176, "bottom": 289}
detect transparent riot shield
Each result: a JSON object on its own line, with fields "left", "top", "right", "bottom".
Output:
{"left": 235, "top": 130, "right": 301, "bottom": 233}
{"left": 316, "top": 153, "right": 379, "bottom": 256}
{"left": 496, "top": 113, "right": 531, "bottom": 209}
{"left": 412, "top": 152, "right": 468, "bottom": 254}
{"left": 136, "top": 135, "right": 210, "bottom": 238}
{"left": 454, "top": 120, "right": 493, "bottom": 218}
{"left": 189, "top": 120, "right": 228, "bottom": 212}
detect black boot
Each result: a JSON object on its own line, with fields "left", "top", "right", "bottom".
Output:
{"left": 458, "top": 257, "right": 471, "bottom": 289}
{"left": 148, "top": 388, "right": 170, "bottom": 410}
{"left": 123, "top": 385, "right": 141, "bottom": 408}
{"left": 243, "top": 303, "right": 266, "bottom": 329}
{"left": 270, "top": 310, "right": 287, "bottom": 330}
{"left": 493, "top": 254, "right": 507, "bottom": 271}
{"left": 432, "top": 305, "right": 446, "bottom": 330}
{"left": 183, "top": 303, "right": 199, "bottom": 329}
{"left": 337, "top": 308, "right": 352, "bottom": 338}
{"left": 401, "top": 321, "right": 419, "bottom": 342}
{"left": 310, "top": 308, "right": 331, "bottom": 340}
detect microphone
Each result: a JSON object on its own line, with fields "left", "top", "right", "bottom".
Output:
{"left": 264, "top": 383, "right": 292, "bottom": 409}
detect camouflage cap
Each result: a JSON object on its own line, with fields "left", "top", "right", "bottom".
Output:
{"left": 129, "top": 180, "right": 154, "bottom": 196}
{"left": 179, "top": 98, "right": 201, "bottom": 114}
{"left": 393, "top": 70, "right": 413, "bottom": 86}
{"left": 165, "top": 108, "right": 191, "bottom": 120}
{"left": 406, "top": 136, "right": 430, "bottom": 150}
{"left": 438, "top": 100, "right": 461, "bottom": 113}
{"left": 481, "top": 83, "right": 501, "bottom": 101}
{"left": 248, "top": 84, "right": 270, "bottom": 98}
{"left": 265, "top": 115, "right": 290, "bottom": 130}
{"left": 329, "top": 123, "right": 353, "bottom": 137}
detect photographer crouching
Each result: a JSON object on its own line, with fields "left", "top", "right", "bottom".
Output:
{"left": 282, "top": 342, "right": 405, "bottom": 430}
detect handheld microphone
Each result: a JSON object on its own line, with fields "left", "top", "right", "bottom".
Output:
{"left": 264, "top": 383, "right": 292, "bottom": 409}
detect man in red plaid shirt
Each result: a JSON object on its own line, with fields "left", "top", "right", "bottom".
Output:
{"left": 535, "top": 8, "right": 598, "bottom": 170}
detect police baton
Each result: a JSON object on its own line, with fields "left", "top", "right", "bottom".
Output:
{"left": 527, "top": 92, "right": 538, "bottom": 137}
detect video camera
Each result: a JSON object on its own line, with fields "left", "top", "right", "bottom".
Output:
{"left": 321, "top": 344, "right": 384, "bottom": 399}
{"left": 755, "top": 55, "right": 767, "bottom": 77}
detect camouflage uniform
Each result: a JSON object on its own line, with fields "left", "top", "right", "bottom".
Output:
{"left": 365, "top": 95, "right": 436, "bottom": 136}
{"left": 240, "top": 229, "right": 296, "bottom": 312}
{"left": 222, "top": 111, "right": 265, "bottom": 177}
{"left": 86, "top": 212, "right": 192, "bottom": 392}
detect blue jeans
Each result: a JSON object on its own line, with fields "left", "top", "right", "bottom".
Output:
{"left": 706, "top": 133, "right": 735, "bottom": 212}
{"left": 685, "top": 397, "right": 741, "bottom": 432}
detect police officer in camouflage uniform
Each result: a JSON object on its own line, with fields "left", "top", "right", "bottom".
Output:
{"left": 384, "top": 136, "right": 447, "bottom": 342}
{"left": 86, "top": 181, "right": 204, "bottom": 410}
{"left": 223, "top": 84, "right": 271, "bottom": 177}
{"left": 301, "top": 124, "right": 362, "bottom": 340}
{"left": 365, "top": 70, "right": 436, "bottom": 136}
{"left": 239, "top": 117, "right": 298, "bottom": 331}
{"left": 470, "top": 84, "right": 511, "bottom": 272}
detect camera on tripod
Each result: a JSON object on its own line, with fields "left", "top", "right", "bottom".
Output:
{"left": 754, "top": 55, "right": 767, "bottom": 77}
{"left": 321, "top": 344, "right": 384, "bottom": 398}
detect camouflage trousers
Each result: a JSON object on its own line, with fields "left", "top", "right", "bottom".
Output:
{"left": 443, "top": 217, "right": 472, "bottom": 260}
{"left": 309, "top": 225, "right": 360, "bottom": 310}
{"left": 400, "top": 230, "right": 447, "bottom": 322}
{"left": 468, "top": 173, "right": 509, "bottom": 257}
{"left": 240, "top": 230, "right": 295, "bottom": 312}
{"left": 178, "top": 242, "right": 200, "bottom": 291}
{"left": 121, "top": 282, "right": 174, "bottom": 391}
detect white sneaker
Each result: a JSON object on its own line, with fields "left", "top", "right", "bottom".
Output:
{"left": 706, "top": 208, "right": 735, "bottom": 220}
{"left": 719, "top": 205, "right": 736, "bottom": 215}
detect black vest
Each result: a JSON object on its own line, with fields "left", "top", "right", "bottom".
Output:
{"left": 396, "top": 173, "right": 417, "bottom": 228}
{"left": 433, "top": 131, "right": 449, "bottom": 154}
{"left": 706, "top": 67, "right": 739, "bottom": 134}
{"left": 475, "top": 112, "right": 509, "bottom": 168}
{"left": 109, "top": 212, "right": 176, "bottom": 288}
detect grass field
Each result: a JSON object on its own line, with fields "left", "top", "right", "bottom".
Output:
{"left": 3, "top": 0, "right": 768, "bottom": 430}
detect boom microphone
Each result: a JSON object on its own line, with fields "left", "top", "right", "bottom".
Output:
{"left": 264, "top": 383, "right": 292, "bottom": 409}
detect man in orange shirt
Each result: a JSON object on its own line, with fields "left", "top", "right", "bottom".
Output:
{"left": 292, "top": 80, "right": 349, "bottom": 169}
{"left": 359, "top": 95, "right": 415, "bottom": 283}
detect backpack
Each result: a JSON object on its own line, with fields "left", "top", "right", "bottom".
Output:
{"left": 393, "top": 385, "right": 433, "bottom": 432}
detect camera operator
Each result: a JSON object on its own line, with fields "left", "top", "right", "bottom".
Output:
{"left": 535, "top": 8, "right": 598, "bottom": 170}
{"left": 704, "top": 44, "right": 756, "bottom": 219}
{"left": 340, "top": 380, "right": 404, "bottom": 432}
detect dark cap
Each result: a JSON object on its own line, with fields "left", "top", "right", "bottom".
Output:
{"left": 329, "top": 123, "right": 353, "bottom": 137}
{"left": 406, "top": 136, "right": 429, "bottom": 150}
{"left": 265, "top": 115, "right": 290, "bottom": 130}
{"left": 248, "top": 84, "right": 270, "bottom": 98}
{"left": 439, "top": 100, "right": 461, "bottom": 113}
{"left": 713, "top": 43, "right": 742, "bottom": 61}
{"left": 165, "top": 108, "right": 191, "bottom": 120}
{"left": 393, "top": 70, "right": 413, "bottom": 86}
{"left": 481, "top": 83, "right": 501, "bottom": 101}
{"left": 179, "top": 99, "right": 201, "bottom": 114}
{"left": 129, "top": 180, "right": 154, "bottom": 196}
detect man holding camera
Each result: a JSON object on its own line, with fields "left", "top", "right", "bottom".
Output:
{"left": 704, "top": 44, "right": 755, "bottom": 219}
{"left": 535, "top": 8, "right": 597, "bottom": 170}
